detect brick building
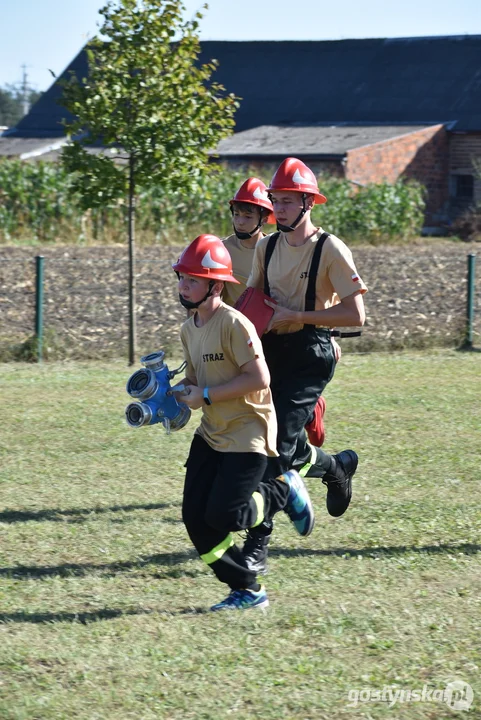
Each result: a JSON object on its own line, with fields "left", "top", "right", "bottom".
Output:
{"left": 215, "top": 123, "right": 452, "bottom": 227}
{"left": 2, "top": 35, "right": 481, "bottom": 229}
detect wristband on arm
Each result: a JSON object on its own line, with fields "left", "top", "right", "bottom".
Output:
{"left": 203, "top": 387, "right": 212, "bottom": 406}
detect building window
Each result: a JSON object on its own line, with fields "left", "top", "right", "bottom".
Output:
{"left": 452, "top": 174, "right": 474, "bottom": 199}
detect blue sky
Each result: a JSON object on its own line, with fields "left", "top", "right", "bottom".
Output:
{"left": 2, "top": 0, "right": 481, "bottom": 91}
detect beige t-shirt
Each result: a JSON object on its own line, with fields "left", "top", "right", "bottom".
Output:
{"left": 180, "top": 302, "right": 278, "bottom": 456}
{"left": 222, "top": 234, "right": 262, "bottom": 307}
{"left": 247, "top": 228, "right": 368, "bottom": 334}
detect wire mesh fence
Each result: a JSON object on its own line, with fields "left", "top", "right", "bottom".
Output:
{"left": 0, "top": 242, "right": 479, "bottom": 361}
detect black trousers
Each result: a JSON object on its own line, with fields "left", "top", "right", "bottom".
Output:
{"left": 262, "top": 327, "right": 336, "bottom": 475}
{"left": 182, "top": 435, "right": 289, "bottom": 590}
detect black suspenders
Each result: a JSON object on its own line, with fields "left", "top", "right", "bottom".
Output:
{"left": 263, "top": 231, "right": 280, "bottom": 297}
{"left": 304, "top": 232, "right": 330, "bottom": 311}
{"left": 263, "top": 231, "right": 329, "bottom": 312}
{"left": 262, "top": 231, "right": 362, "bottom": 338}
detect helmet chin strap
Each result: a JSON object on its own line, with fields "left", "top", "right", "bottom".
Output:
{"left": 231, "top": 208, "right": 263, "bottom": 240}
{"left": 178, "top": 280, "right": 215, "bottom": 310}
{"left": 233, "top": 219, "right": 262, "bottom": 240}
{"left": 275, "top": 193, "right": 307, "bottom": 233}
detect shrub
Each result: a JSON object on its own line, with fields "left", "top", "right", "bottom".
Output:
{"left": 312, "top": 176, "right": 426, "bottom": 242}
{"left": 0, "top": 159, "right": 81, "bottom": 242}
{"left": 448, "top": 204, "right": 481, "bottom": 242}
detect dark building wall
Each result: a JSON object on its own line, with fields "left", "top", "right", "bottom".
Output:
{"left": 449, "top": 132, "right": 481, "bottom": 172}
{"left": 448, "top": 132, "right": 481, "bottom": 217}
{"left": 345, "top": 125, "right": 449, "bottom": 225}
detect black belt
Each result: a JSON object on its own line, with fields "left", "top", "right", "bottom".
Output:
{"left": 268, "top": 328, "right": 362, "bottom": 338}
{"left": 330, "top": 330, "right": 362, "bottom": 338}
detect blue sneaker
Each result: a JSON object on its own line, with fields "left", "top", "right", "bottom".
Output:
{"left": 281, "top": 469, "right": 315, "bottom": 537}
{"left": 210, "top": 586, "right": 269, "bottom": 612}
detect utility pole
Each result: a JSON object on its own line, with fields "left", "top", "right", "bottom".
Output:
{"left": 21, "top": 64, "right": 29, "bottom": 116}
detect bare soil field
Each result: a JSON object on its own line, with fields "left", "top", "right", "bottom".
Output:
{"left": 0, "top": 240, "right": 479, "bottom": 359}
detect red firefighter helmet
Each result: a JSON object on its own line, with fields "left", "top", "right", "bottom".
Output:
{"left": 229, "top": 177, "right": 276, "bottom": 224}
{"left": 268, "top": 158, "right": 327, "bottom": 204}
{"left": 172, "top": 234, "right": 240, "bottom": 284}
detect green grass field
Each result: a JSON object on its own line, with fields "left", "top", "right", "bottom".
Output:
{"left": 1, "top": 350, "right": 480, "bottom": 719}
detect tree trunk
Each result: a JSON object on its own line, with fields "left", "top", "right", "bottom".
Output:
{"left": 128, "top": 154, "right": 137, "bottom": 366}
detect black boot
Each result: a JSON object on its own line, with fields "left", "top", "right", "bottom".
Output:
{"left": 242, "top": 521, "right": 273, "bottom": 575}
{"left": 321, "top": 450, "right": 358, "bottom": 517}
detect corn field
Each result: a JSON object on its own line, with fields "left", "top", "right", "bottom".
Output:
{"left": 0, "top": 158, "right": 426, "bottom": 245}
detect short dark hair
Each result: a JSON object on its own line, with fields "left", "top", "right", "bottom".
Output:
{"left": 230, "top": 201, "right": 269, "bottom": 221}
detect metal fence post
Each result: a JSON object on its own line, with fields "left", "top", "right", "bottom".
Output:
{"left": 465, "top": 253, "right": 477, "bottom": 349}
{"left": 35, "top": 255, "right": 44, "bottom": 362}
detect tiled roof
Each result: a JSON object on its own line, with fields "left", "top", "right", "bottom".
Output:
{"left": 6, "top": 35, "right": 481, "bottom": 138}
{"left": 214, "top": 123, "right": 437, "bottom": 157}
{"left": 0, "top": 136, "right": 68, "bottom": 158}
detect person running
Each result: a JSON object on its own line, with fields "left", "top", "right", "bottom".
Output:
{"left": 242, "top": 157, "right": 368, "bottom": 573}
{"left": 224, "top": 174, "right": 338, "bottom": 440}
{"left": 222, "top": 177, "right": 275, "bottom": 307}
{"left": 171, "top": 233, "right": 315, "bottom": 611}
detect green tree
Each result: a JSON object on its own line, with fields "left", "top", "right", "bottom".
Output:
{"left": 59, "top": 0, "right": 238, "bottom": 364}
{"left": 0, "top": 85, "right": 42, "bottom": 128}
